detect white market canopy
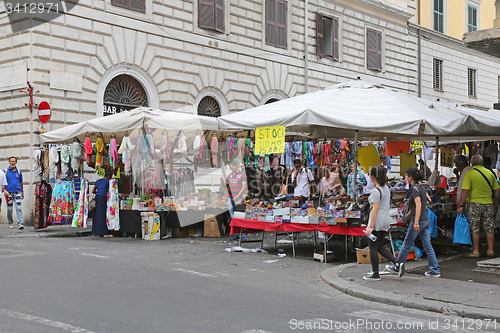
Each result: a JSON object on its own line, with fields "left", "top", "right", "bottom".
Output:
{"left": 218, "top": 80, "right": 500, "bottom": 140}
{"left": 40, "top": 107, "right": 218, "bottom": 143}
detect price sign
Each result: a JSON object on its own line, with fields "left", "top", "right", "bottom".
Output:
{"left": 254, "top": 126, "right": 285, "bottom": 155}
{"left": 413, "top": 148, "right": 422, "bottom": 155}
{"left": 411, "top": 141, "right": 424, "bottom": 148}
{"left": 440, "top": 148, "right": 454, "bottom": 168}
{"left": 96, "top": 167, "right": 105, "bottom": 178}
{"left": 115, "top": 168, "right": 120, "bottom": 179}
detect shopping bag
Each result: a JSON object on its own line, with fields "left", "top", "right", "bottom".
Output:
{"left": 453, "top": 213, "right": 472, "bottom": 245}
{"left": 427, "top": 207, "right": 438, "bottom": 238}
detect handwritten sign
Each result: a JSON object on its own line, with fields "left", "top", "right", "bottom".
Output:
{"left": 254, "top": 126, "right": 285, "bottom": 155}
{"left": 411, "top": 141, "right": 424, "bottom": 148}
{"left": 440, "top": 148, "right": 454, "bottom": 168}
{"left": 96, "top": 167, "right": 105, "bottom": 178}
{"left": 115, "top": 168, "right": 120, "bottom": 179}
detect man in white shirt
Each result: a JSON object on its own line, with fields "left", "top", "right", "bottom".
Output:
{"left": 291, "top": 159, "right": 315, "bottom": 198}
{"left": 454, "top": 155, "right": 472, "bottom": 203}
{"left": 0, "top": 169, "right": 7, "bottom": 215}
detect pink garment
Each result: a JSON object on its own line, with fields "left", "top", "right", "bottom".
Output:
{"left": 85, "top": 137, "right": 92, "bottom": 162}
{"left": 178, "top": 134, "right": 187, "bottom": 157}
{"left": 110, "top": 138, "right": 118, "bottom": 167}
{"left": 211, "top": 136, "right": 218, "bottom": 167}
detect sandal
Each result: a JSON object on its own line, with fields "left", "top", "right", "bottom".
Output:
{"left": 486, "top": 252, "right": 495, "bottom": 258}
{"left": 464, "top": 252, "right": 481, "bottom": 258}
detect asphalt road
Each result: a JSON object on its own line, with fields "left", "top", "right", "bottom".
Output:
{"left": 0, "top": 237, "right": 498, "bottom": 333}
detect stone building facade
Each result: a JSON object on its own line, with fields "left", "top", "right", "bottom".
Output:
{"left": 0, "top": 0, "right": 499, "bottom": 224}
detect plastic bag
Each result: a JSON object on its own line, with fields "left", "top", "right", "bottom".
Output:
{"left": 428, "top": 207, "right": 438, "bottom": 238}
{"left": 453, "top": 213, "right": 472, "bottom": 245}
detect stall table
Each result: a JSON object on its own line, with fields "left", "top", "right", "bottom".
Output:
{"left": 230, "top": 218, "right": 365, "bottom": 261}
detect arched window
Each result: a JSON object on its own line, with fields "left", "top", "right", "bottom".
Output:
{"left": 197, "top": 96, "right": 221, "bottom": 117}
{"left": 265, "top": 98, "right": 280, "bottom": 104}
{"left": 103, "top": 74, "right": 148, "bottom": 116}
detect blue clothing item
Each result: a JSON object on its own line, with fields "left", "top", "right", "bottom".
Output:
{"left": 285, "top": 142, "right": 292, "bottom": 168}
{"left": 5, "top": 167, "right": 23, "bottom": 193}
{"left": 6, "top": 192, "right": 23, "bottom": 226}
{"left": 291, "top": 142, "right": 302, "bottom": 162}
{"left": 95, "top": 178, "right": 110, "bottom": 196}
{"left": 307, "top": 142, "right": 315, "bottom": 168}
{"left": 386, "top": 156, "right": 392, "bottom": 171}
{"left": 396, "top": 219, "right": 440, "bottom": 275}
{"left": 92, "top": 194, "right": 110, "bottom": 236}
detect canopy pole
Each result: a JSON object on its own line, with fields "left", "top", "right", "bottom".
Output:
{"left": 434, "top": 136, "right": 439, "bottom": 176}
{"left": 353, "top": 130, "right": 359, "bottom": 201}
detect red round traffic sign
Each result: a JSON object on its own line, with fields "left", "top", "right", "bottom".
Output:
{"left": 38, "top": 101, "right": 51, "bottom": 124}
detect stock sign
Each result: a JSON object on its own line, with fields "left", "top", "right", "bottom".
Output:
{"left": 254, "top": 126, "right": 285, "bottom": 155}
{"left": 440, "top": 148, "right": 454, "bottom": 168}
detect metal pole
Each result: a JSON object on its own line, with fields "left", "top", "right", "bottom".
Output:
{"left": 304, "top": 0, "right": 309, "bottom": 93}
{"left": 417, "top": 0, "right": 421, "bottom": 97}
{"left": 353, "top": 130, "right": 359, "bottom": 201}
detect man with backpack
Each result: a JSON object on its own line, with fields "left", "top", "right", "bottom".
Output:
{"left": 457, "top": 155, "right": 499, "bottom": 258}
{"left": 4, "top": 157, "right": 24, "bottom": 229}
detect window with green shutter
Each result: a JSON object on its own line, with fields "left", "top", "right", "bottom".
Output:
{"left": 468, "top": 4, "right": 477, "bottom": 32}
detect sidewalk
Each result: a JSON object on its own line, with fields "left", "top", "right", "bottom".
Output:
{"left": 0, "top": 223, "right": 92, "bottom": 238}
{"left": 321, "top": 251, "right": 500, "bottom": 321}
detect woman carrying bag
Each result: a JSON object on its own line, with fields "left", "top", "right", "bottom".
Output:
{"left": 386, "top": 167, "right": 441, "bottom": 278}
{"left": 363, "top": 166, "right": 398, "bottom": 281}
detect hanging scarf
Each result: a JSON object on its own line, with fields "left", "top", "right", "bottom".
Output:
{"left": 118, "top": 137, "right": 127, "bottom": 154}
{"left": 178, "top": 133, "right": 187, "bottom": 157}
{"left": 160, "top": 132, "right": 169, "bottom": 163}
{"left": 244, "top": 138, "right": 252, "bottom": 166}
{"left": 106, "top": 179, "right": 120, "bottom": 231}
{"left": 71, "top": 142, "right": 81, "bottom": 171}
{"left": 95, "top": 137, "right": 104, "bottom": 167}
{"left": 85, "top": 137, "right": 92, "bottom": 162}
{"left": 33, "top": 150, "right": 43, "bottom": 176}
{"left": 109, "top": 138, "right": 118, "bottom": 167}
{"left": 43, "top": 148, "right": 50, "bottom": 178}
{"left": 61, "top": 145, "right": 70, "bottom": 175}
{"left": 136, "top": 133, "right": 145, "bottom": 163}
{"left": 211, "top": 136, "right": 218, "bottom": 167}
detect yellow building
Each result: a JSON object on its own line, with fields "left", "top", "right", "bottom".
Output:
{"left": 415, "top": 0, "right": 495, "bottom": 39}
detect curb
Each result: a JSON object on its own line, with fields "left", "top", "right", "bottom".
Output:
{"left": 321, "top": 264, "right": 500, "bottom": 321}
{"left": 0, "top": 231, "right": 92, "bottom": 239}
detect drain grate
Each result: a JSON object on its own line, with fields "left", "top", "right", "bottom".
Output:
{"left": 408, "top": 255, "right": 500, "bottom": 284}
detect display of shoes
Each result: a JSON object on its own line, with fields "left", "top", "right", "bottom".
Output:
{"left": 275, "top": 194, "right": 286, "bottom": 200}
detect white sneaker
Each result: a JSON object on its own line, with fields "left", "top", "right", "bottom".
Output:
{"left": 9, "top": 225, "right": 13, "bottom": 229}
{"left": 367, "top": 270, "right": 390, "bottom": 276}
{"left": 18, "top": 225, "right": 24, "bottom": 230}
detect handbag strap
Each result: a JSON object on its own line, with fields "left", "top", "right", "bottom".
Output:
{"left": 473, "top": 167, "right": 493, "bottom": 191}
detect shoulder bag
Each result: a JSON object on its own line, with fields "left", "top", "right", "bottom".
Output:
{"left": 401, "top": 186, "right": 420, "bottom": 224}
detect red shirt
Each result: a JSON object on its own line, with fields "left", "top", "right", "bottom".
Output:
{"left": 227, "top": 172, "right": 247, "bottom": 198}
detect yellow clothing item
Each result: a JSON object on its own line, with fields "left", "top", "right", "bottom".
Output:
{"left": 95, "top": 138, "right": 104, "bottom": 167}
{"left": 461, "top": 165, "right": 499, "bottom": 204}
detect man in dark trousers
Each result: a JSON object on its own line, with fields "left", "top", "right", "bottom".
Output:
{"left": 4, "top": 157, "right": 24, "bottom": 229}
{"left": 457, "top": 155, "right": 499, "bottom": 258}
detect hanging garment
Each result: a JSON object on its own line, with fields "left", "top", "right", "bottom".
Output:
{"left": 48, "top": 180, "right": 74, "bottom": 225}
{"left": 136, "top": 133, "right": 145, "bottom": 163}
{"left": 95, "top": 137, "right": 104, "bottom": 167}
{"left": 178, "top": 133, "right": 187, "bottom": 157}
{"left": 211, "top": 136, "right": 218, "bottom": 167}
{"left": 61, "top": 145, "right": 70, "bottom": 176}
{"left": 324, "top": 143, "right": 331, "bottom": 166}
{"left": 243, "top": 138, "right": 253, "bottom": 166}
{"left": 109, "top": 138, "right": 118, "bottom": 167}
{"left": 33, "top": 150, "right": 43, "bottom": 176}
{"left": 160, "top": 132, "right": 169, "bottom": 164}
{"left": 284, "top": 142, "right": 292, "bottom": 168}
{"left": 106, "top": 179, "right": 120, "bottom": 231}
{"left": 85, "top": 137, "right": 92, "bottom": 162}
{"left": 72, "top": 179, "right": 89, "bottom": 228}
{"left": 118, "top": 137, "right": 128, "bottom": 154}
{"left": 43, "top": 149, "right": 50, "bottom": 178}
{"left": 238, "top": 138, "right": 245, "bottom": 159}
{"left": 307, "top": 142, "right": 315, "bottom": 168}
{"left": 34, "top": 182, "right": 52, "bottom": 229}
{"left": 49, "top": 145, "right": 59, "bottom": 173}
{"left": 71, "top": 142, "right": 81, "bottom": 171}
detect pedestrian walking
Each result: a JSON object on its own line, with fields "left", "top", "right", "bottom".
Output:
{"left": 0, "top": 169, "right": 7, "bottom": 220}
{"left": 4, "top": 157, "right": 24, "bottom": 229}
{"left": 387, "top": 166, "right": 440, "bottom": 278}
{"left": 457, "top": 155, "right": 499, "bottom": 258}
{"left": 363, "top": 166, "right": 398, "bottom": 281}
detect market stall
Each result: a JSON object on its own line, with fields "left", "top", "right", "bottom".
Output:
{"left": 37, "top": 108, "right": 229, "bottom": 238}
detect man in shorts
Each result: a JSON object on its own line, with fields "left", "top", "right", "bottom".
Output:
{"left": 457, "top": 155, "right": 499, "bottom": 258}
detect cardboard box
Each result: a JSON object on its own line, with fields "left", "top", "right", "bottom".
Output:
{"left": 233, "top": 212, "right": 246, "bottom": 219}
{"left": 204, "top": 214, "right": 222, "bottom": 237}
{"left": 124, "top": 204, "right": 132, "bottom": 210}
{"left": 307, "top": 208, "right": 316, "bottom": 216}
{"left": 273, "top": 208, "right": 290, "bottom": 216}
{"left": 291, "top": 216, "right": 309, "bottom": 223}
{"left": 314, "top": 250, "right": 334, "bottom": 263}
{"left": 141, "top": 212, "right": 160, "bottom": 241}
{"left": 356, "top": 247, "right": 391, "bottom": 264}
{"left": 308, "top": 216, "right": 319, "bottom": 224}
{"left": 336, "top": 217, "right": 348, "bottom": 225}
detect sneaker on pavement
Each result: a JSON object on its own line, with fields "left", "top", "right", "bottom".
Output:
{"left": 367, "top": 270, "right": 390, "bottom": 276}
{"left": 230, "top": 234, "right": 239, "bottom": 241}
{"left": 424, "top": 271, "right": 441, "bottom": 278}
{"left": 18, "top": 225, "right": 24, "bottom": 230}
{"left": 9, "top": 225, "right": 13, "bottom": 229}
{"left": 385, "top": 264, "right": 399, "bottom": 274}
{"left": 363, "top": 272, "right": 380, "bottom": 281}
{"left": 398, "top": 262, "right": 405, "bottom": 278}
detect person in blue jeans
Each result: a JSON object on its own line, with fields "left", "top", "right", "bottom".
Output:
{"left": 4, "top": 157, "right": 24, "bottom": 230}
{"left": 387, "top": 166, "right": 441, "bottom": 278}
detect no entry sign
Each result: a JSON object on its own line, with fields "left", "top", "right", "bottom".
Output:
{"left": 38, "top": 101, "right": 51, "bottom": 124}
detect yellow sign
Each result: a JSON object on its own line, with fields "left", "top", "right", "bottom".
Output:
{"left": 411, "top": 141, "right": 424, "bottom": 148}
{"left": 115, "top": 168, "right": 120, "bottom": 179}
{"left": 358, "top": 145, "right": 381, "bottom": 173}
{"left": 254, "top": 126, "right": 286, "bottom": 155}
{"left": 440, "top": 148, "right": 454, "bottom": 168}
{"left": 413, "top": 148, "right": 422, "bottom": 155}
{"left": 96, "top": 167, "right": 105, "bottom": 178}
{"left": 400, "top": 153, "right": 417, "bottom": 176}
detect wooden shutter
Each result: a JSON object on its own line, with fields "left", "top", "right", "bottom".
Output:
{"left": 367, "top": 29, "right": 381, "bottom": 71}
{"left": 215, "top": 0, "right": 224, "bottom": 33}
{"left": 276, "top": 0, "right": 287, "bottom": 49}
{"left": 316, "top": 12, "right": 324, "bottom": 56}
{"left": 266, "top": 0, "right": 277, "bottom": 46}
{"left": 333, "top": 17, "right": 339, "bottom": 61}
{"left": 199, "top": 0, "right": 215, "bottom": 30}
{"left": 130, "top": 0, "right": 145, "bottom": 13}
{"left": 111, "top": 0, "right": 128, "bottom": 9}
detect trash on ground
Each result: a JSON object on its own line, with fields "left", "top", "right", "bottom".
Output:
{"left": 263, "top": 260, "right": 279, "bottom": 263}
{"left": 278, "top": 253, "right": 286, "bottom": 257}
